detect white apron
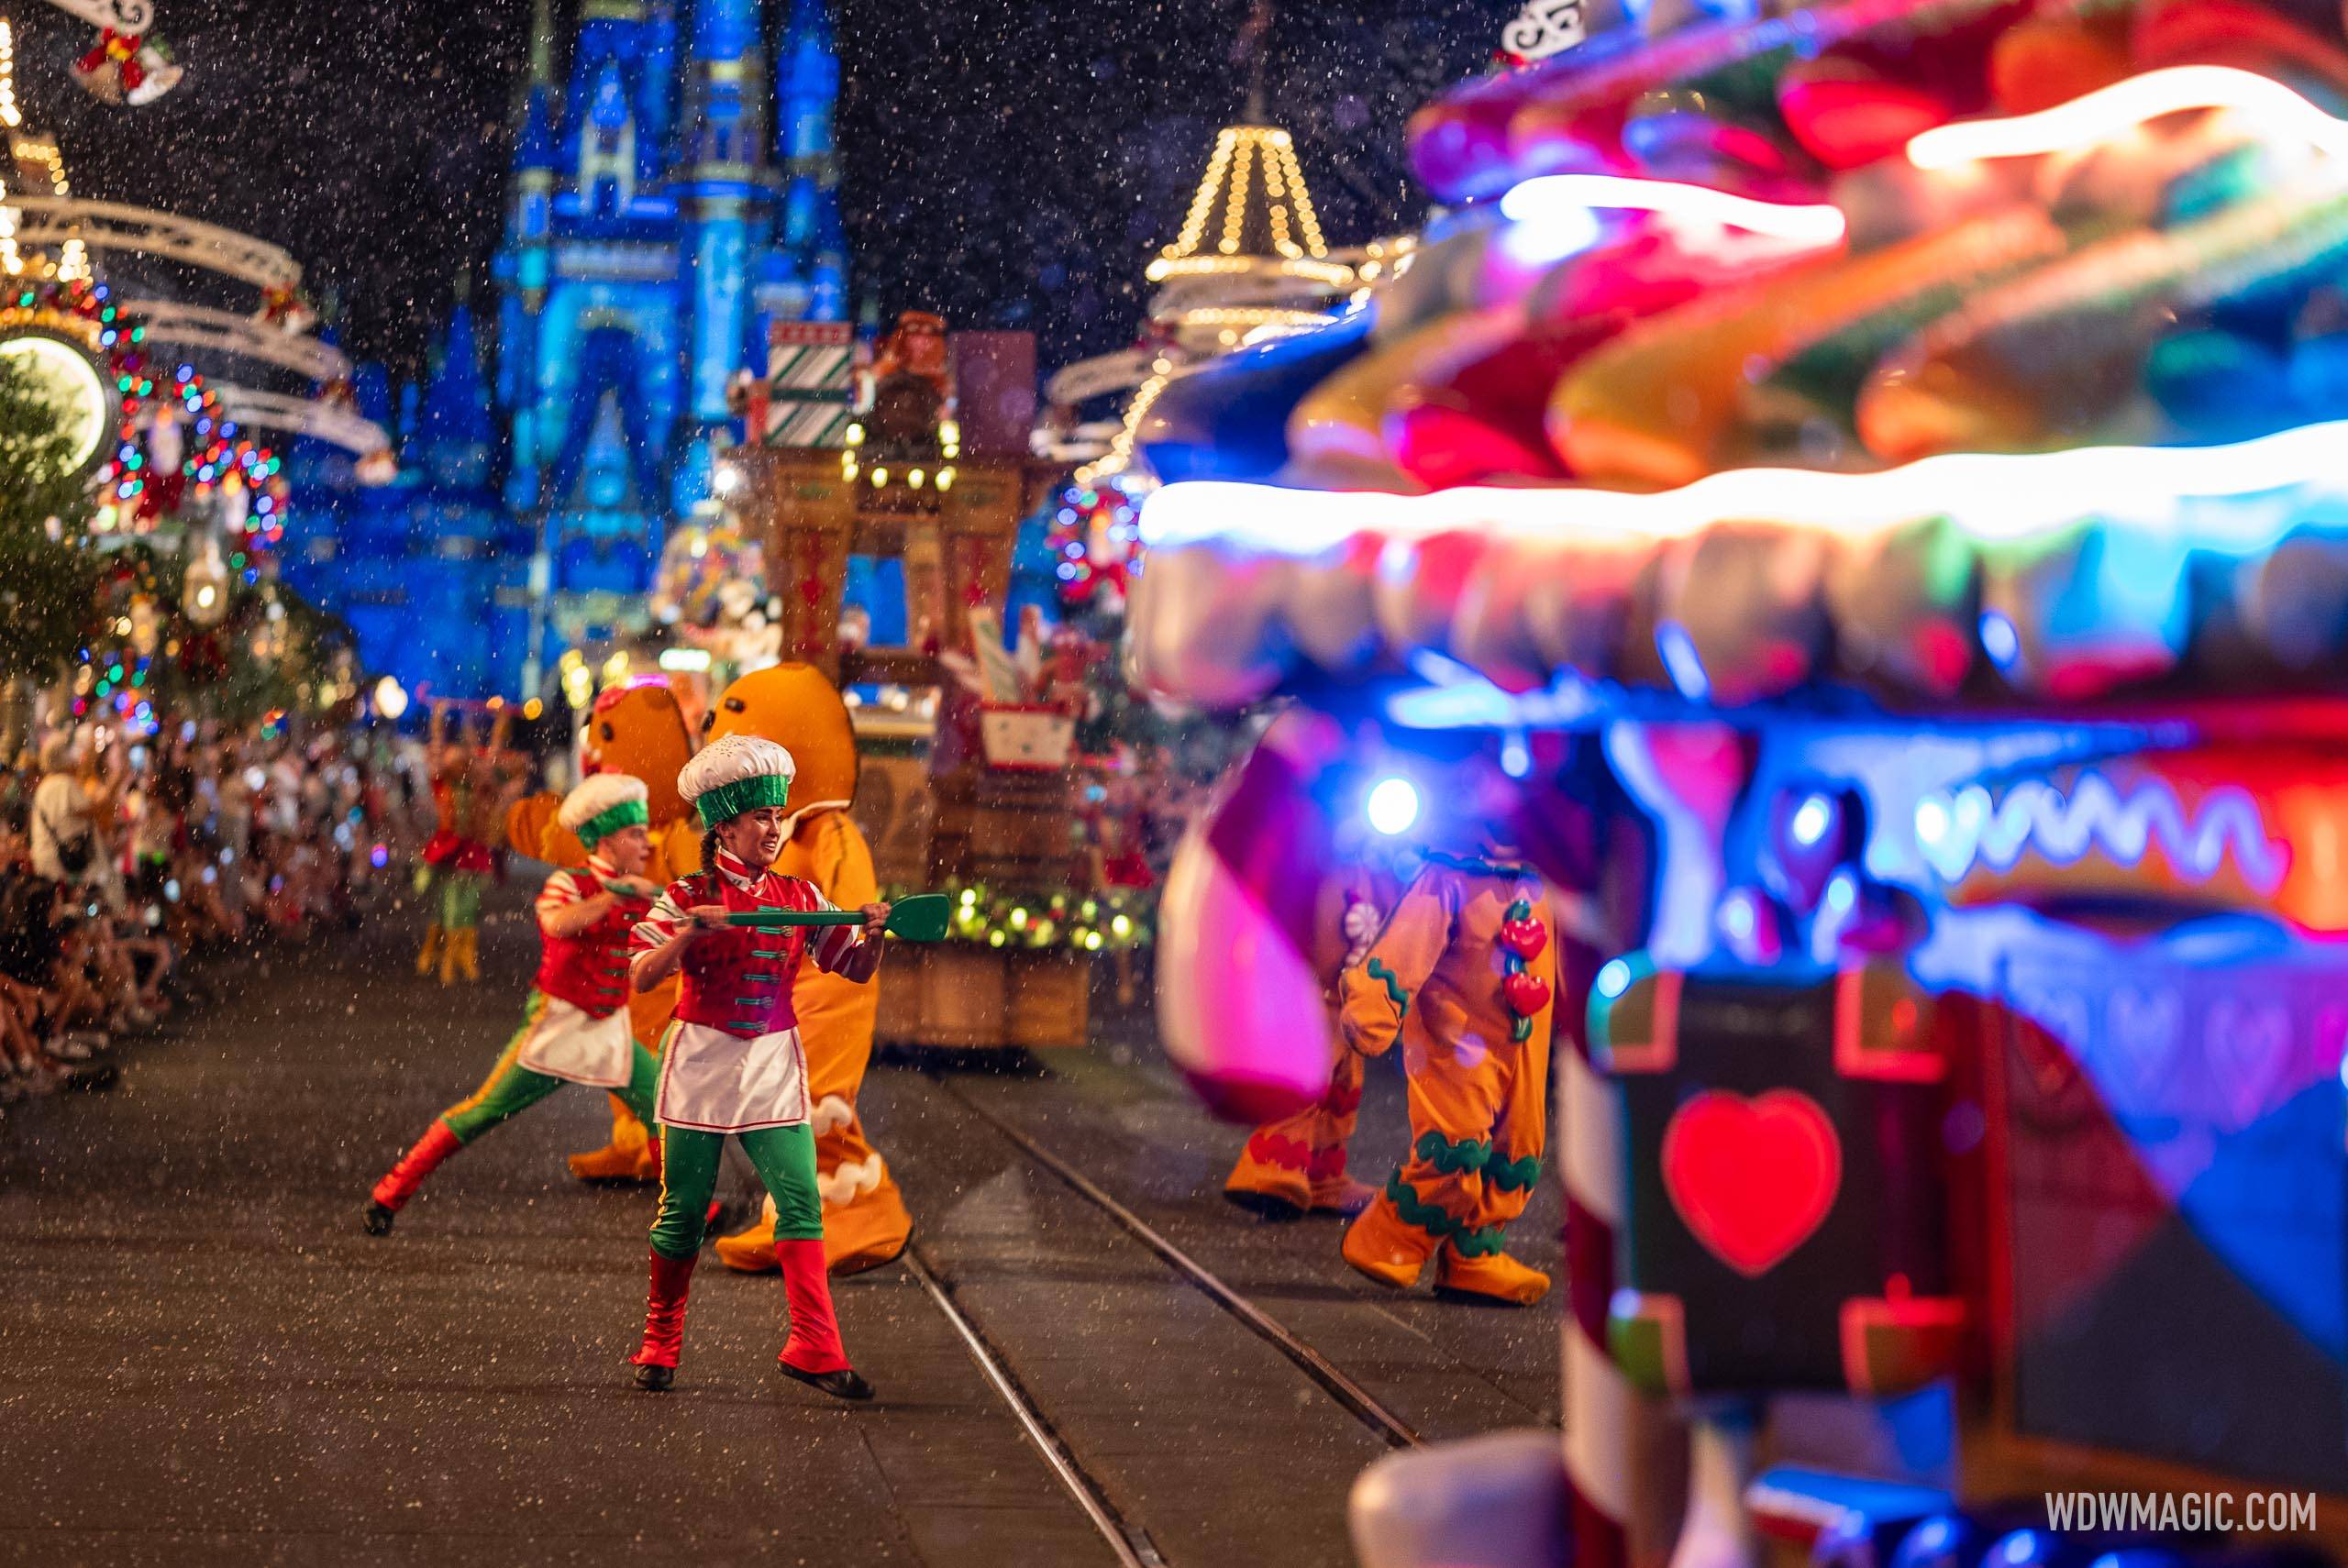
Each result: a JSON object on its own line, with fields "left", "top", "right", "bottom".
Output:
{"left": 654, "top": 1019, "right": 811, "bottom": 1133}
{"left": 514, "top": 993, "right": 636, "bottom": 1089}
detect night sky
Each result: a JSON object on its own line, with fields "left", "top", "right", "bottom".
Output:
{"left": 16, "top": 0, "right": 1490, "bottom": 383}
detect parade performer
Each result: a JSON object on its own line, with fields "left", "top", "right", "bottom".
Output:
{"left": 697, "top": 664, "right": 913, "bottom": 1277}
{"left": 626, "top": 734, "right": 890, "bottom": 1399}
{"left": 365, "top": 776, "right": 666, "bottom": 1235}
{"left": 504, "top": 681, "right": 701, "bottom": 1183}
{"left": 1336, "top": 829, "right": 1556, "bottom": 1307}
{"left": 416, "top": 701, "right": 526, "bottom": 986}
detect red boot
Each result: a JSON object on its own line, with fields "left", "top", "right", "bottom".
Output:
{"left": 363, "top": 1121, "right": 461, "bottom": 1234}
{"left": 630, "top": 1251, "right": 697, "bottom": 1391}
{"left": 774, "top": 1237, "right": 873, "bottom": 1400}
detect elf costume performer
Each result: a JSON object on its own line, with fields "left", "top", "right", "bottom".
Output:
{"left": 1337, "top": 844, "right": 1556, "bottom": 1307}
{"left": 626, "top": 734, "right": 891, "bottom": 1399}
{"left": 504, "top": 681, "right": 701, "bottom": 1183}
{"left": 416, "top": 702, "right": 526, "bottom": 986}
{"left": 697, "top": 664, "right": 913, "bottom": 1277}
{"left": 365, "top": 775, "right": 667, "bottom": 1236}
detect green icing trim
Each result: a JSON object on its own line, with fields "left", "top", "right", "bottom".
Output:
{"left": 1383, "top": 1170, "right": 1459, "bottom": 1238}
{"left": 1365, "top": 957, "right": 1409, "bottom": 1019}
{"left": 1412, "top": 1130, "right": 1490, "bottom": 1175}
{"left": 1449, "top": 1223, "right": 1509, "bottom": 1258}
{"left": 1486, "top": 1153, "right": 1542, "bottom": 1194}
{"left": 694, "top": 772, "right": 792, "bottom": 828}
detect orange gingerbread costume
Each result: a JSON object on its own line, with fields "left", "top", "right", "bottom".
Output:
{"left": 1337, "top": 845, "right": 1556, "bottom": 1307}
{"left": 698, "top": 664, "right": 912, "bottom": 1276}
{"left": 504, "top": 681, "right": 702, "bottom": 1182}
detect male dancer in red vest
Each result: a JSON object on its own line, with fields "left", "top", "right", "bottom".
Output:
{"left": 363, "top": 775, "right": 666, "bottom": 1235}
{"left": 625, "top": 734, "right": 891, "bottom": 1399}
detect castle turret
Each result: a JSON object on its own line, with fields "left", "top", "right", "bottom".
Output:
{"left": 560, "top": 0, "right": 659, "bottom": 222}
{"left": 496, "top": 0, "right": 559, "bottom": 502}
{"left": 415, "top": 301, "right": 497, "bottom": 496}
{"left": 675, "top": 0, "right": 772, "bottom": 433}
{"left": 775, "top": 0, "right": 844, "bottom": 324}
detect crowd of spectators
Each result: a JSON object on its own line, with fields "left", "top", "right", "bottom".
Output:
{"left": 0, "top": 716, "right": 435, "bottom": 1104}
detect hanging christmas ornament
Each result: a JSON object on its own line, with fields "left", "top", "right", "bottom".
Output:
{"left": 255, "top": 283, "right": 318, "bottom": 336}
{"left": 70, "top": 23, "right": 180, "bottom": 106}
{"left": 353, "top": 445, "right": 399, "bottom": 486}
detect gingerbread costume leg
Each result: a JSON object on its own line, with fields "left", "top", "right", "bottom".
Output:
{"left": 1344, "top": 1021, "right": 1494, "bottom": 1290}
{"left": 1434, "top": 1020, "right": 1553, "bottom": 1306}
{"left": 1227, "top": 1049, "right": 1370, "bottom": 1217}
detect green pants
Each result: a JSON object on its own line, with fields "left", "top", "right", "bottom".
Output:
{"left": 439, "top": 993, "right": 660, "bottom": 1144}
{"left": 650, "top": 1122, "right": 822, "bottom": 1261}
{"left": 436, "top": 870, "right": 486, "bottom": 931}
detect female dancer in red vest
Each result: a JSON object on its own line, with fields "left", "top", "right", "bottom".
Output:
{"left": 364, "top": 775, "right": 666, "bottom": 1234}
{"left": 626, "top": 734, "right": 890, "bottom": 1399}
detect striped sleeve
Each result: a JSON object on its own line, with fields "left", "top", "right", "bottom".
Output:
{"left": 631, "top": 880, "right": 694, "bottom": 956}
{"left": 534, "top": 867, "right": 592, "bottom": 922}
{"left": 800, "top": 880, "right": 867, "bottom": 976}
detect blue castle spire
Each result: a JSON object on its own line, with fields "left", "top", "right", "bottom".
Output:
{"left": 415, "top": 302, "right": 496, "bottom": 492}
{"left": 286, "top": 0, "right": 863, "bottom": 695}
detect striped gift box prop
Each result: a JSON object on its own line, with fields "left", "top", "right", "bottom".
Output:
{"left": 759, "top": 321, "right": 856, "bottom": 447}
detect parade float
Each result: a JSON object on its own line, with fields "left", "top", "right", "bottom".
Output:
{"left": 730, "top": 310, "right": 1097, "bottom": 1050}
{"left": 1130, "top": 3, "right": 2348, "bottom": 1564}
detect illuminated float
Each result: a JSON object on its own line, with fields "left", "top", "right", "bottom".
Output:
{"left": 1131, "top": 7, "right": 2348, "bottom": 1565}
{"left": 730, "top": 311, "right": 1094, "bottom": 1050}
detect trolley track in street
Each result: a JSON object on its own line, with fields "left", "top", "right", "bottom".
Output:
{"left": 902, "top": 1245, "right": 1168, "bottom": 1568}
{"left": 920, "top": 1069, "right": 1428, "bottom": 1452}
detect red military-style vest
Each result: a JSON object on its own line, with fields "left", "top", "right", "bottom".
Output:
{"left": 670, "top": 865, "right": 821, "bottom": 1039}
{"left": 534, "top": 867, "right": 647, "bottom": 1020}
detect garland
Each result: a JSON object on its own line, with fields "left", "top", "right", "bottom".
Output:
{"left": 902, "top": 881, "right": 1156, "bottom": 953}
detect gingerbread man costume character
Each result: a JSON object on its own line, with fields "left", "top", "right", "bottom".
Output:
{"left": 1337, "top": 845, "right": 1556, "bottom": 1306}
{"left": 366, "top": 775, "right": 665, "bottom": 1235}
{"left": 626, "top": 735, "right": 890, "bottom": 1399}
{"left": 696, "top": 664, "right": 912, "bottom": 1277}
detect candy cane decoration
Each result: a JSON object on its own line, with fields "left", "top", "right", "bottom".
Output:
{"left": 1562, "top": 948, "right": 1642, "bottom": 1568}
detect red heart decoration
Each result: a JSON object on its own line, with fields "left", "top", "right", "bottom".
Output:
{"left": 1499, "top": 918, "right": 1548, "bottom": 962}
{"left": 1660, "top": 1089, "right": 1842, "bottom": 1277}
{"left": 1502, "top": 969, "right": 1552, "bottom": 1018}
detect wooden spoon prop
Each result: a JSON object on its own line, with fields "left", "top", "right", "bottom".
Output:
{"left": 725, "top": 892, "right": 953, "bottom": 942}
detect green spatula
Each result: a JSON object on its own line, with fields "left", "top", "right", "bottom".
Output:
{"left": 725, "top": 892, "right": 954, "bottom": 942}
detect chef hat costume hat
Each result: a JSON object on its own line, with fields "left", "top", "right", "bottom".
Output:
{"left": 680, "top": 734, "right": 797, "bottom": 829}
{"left": 558, "top": 773, "right": 650, "bottom": 849}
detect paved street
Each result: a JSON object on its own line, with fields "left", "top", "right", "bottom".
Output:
{"left": 0, "top": 890, "right": 1559, "bottom": 1566}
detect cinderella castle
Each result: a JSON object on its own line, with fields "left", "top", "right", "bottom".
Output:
{"left": 284, "top": 0, "right": 847, "bottom": 700}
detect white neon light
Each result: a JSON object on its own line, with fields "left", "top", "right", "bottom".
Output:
{"left": 1907, "top": 65, "right": 2348, "bottom": 170}
{"left": 1912, "top": 773, "right": 2284, "bottom": 892}
{"left": 1498, "top": 173, "right": 1849, "bottom": 245}
{"left": 1139, "top": 418, "right": 2348, "bottom": 558}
